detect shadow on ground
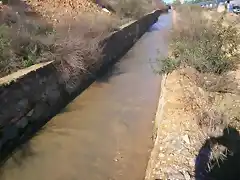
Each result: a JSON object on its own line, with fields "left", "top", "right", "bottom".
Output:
{"left": 195, "top": 126, "right": 240, "bottom": 180}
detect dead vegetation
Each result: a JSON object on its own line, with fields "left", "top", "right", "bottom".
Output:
{"left": 0, "top": 7, "right": 115, "bottom": 79}
{"left": 159, "top": 5, "right": 240, "bottom": 75}
{"left": 0, "top": 8, "right": 55, "bottom": 77}
{"left": 0, "top": 1, "right": 112, "bottom": 79}
{"left": 148, "top": 5, "right": 240, "bottom": 180}
{"left": 0, "top": 0, "right": 157, "bottom": 80}
{"left": 52, "top": 14, "right": 119, "bottom": 87}
{"left": 114, "top": 0, "right": 155, "bottom": 19}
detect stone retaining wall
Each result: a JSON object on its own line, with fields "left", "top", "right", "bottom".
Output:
{"left": 0, "top": 9, "right": 168, "bottom": 162}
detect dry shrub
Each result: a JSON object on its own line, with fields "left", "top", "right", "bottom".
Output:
{"left": 114, "top": 0, "right": 155, "bottom": 19}
{"left": 0, "top": 2, "right": 56, "bottom": 77}
{"left": 55, "top": 13, "right": 119, "bottom": 36}
{"left": 178, "top": 67, "right": 228, "bottom": 136}
{"left": 0, "top": 25, "right": 14, "bottom": 74}
{"left": 179, "top": 67, "right": 231, "bottom": 169}
{"left": 54, "top": 35, "right": 102, "bottom": 89}
{"left": 175, "top": 4, "right": 204, "bottom": 13}
{"left": 158, "top": 5, "right": 240, "bottom": 75}
{"left": 179, "top": 64, "right": 240, "bottom": 176}
{"left": 51, "top": 13, "right": 119, "bottom": 88}
{"left": 0, "top": 5, "right": 120, "bottom": 79}
{"left": 0, "top": 19, "right": 54, "bottom": 77}
{"left": 24, "top": 0, "right": 103, "bottom": 23}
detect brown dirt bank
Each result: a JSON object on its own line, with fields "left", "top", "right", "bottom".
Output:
{"left": 145, "top": 66, "right": 240, "bottom": 180}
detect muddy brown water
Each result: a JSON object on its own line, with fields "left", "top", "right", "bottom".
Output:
{"left": 0, "top": 14, "right": 172, "bottom": 180}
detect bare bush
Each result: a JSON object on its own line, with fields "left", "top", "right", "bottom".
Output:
{"left": 53, "top": 35, "right": 102, "bottom": 88}
{"left": 159, "top": 5, "right": 240, "bottom": 75}
{"left": 114, "top": 0, "right": 155, "bottom": 19}
{"left": 49, "top": 13, "right": 119, "bottom": 88}
{"left": 0, "top": 17, "right": 54, "bottom": 77}
{"left": 0, "top": 3, "right": 120, "bottom": 78}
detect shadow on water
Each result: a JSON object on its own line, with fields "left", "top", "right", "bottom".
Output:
{"left": 1, "top": 142, "right": 35, "bottom": 167}
{"left": 0, "top": 121, "right": 56, "bottom": 178}
{"left": 58, "top": 63, "right": 125, "bottom": 114}
{"left": 148, "top": 11, "right": 171, "bottom": 32}
{"left": 58, "top": 104, "right": 84, "bottom": 114}
{"left": 95, "top": 62, "right": 125, "bottom": 84}
{"left": 195, "top": 126, "right": 240, "bottom": 180}
{"left": 0, "top": 138, "right": 36, "bottom": 178}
